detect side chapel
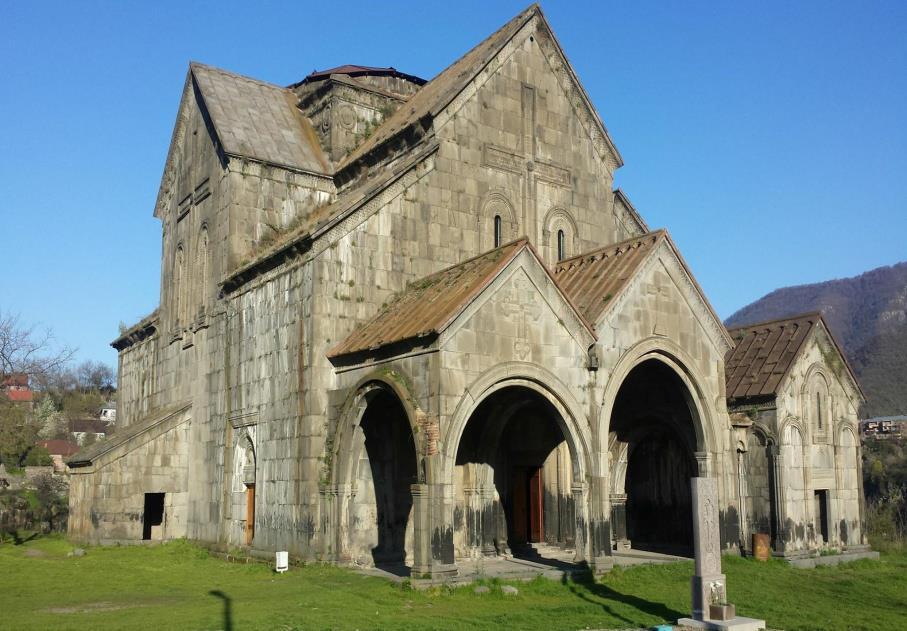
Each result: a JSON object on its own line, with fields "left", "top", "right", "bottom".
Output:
{"left": 67, "top": 5, "right": 869, "bottom": 576}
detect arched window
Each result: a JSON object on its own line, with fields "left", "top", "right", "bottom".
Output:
{"left": 494, "top": 215, "right": 502, "bottom": 247}
{"left": 557, "top": 229, "right": 566, "bottom": 261}
{"left": 815, "top": 391, "right": 824, "bottom": 430}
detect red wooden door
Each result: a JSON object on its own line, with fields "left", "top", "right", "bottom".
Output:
{"left": 245, "top": 484, "right": 255, "bottom": 545}
{"left": 529, "top": 467, "right": 544, "bottom": 542}
{"left": 512, "top": 468, "right": 528, "bottom": 544}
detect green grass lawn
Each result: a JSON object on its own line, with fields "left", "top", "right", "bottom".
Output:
{"left": 1, "top": 537, "right": 904, "bottom": 630}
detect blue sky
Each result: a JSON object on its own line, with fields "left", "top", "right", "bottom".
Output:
{"left": 1, "top": 1, "right": 905, "bottom": 369}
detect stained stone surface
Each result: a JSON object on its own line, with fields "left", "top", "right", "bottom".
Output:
{"left": 66, "top": 4, "right": 868, "bottom": 584}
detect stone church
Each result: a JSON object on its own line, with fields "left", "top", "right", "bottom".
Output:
{"left": 67, "top": 5, "right": 869, "bottom": 577}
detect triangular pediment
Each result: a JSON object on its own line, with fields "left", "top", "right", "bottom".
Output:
{"left": 338, "top": 4, "right": 622, "bottom": 174}
{"left": 556, "top": 230, "right": 733, "bottom": 355}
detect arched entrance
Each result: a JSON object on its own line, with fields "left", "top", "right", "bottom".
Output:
{"left": 346, "top": 386, "right": 418, "bottom": 569}
{"left": 609, "top": 359, "right": 701, "bottom": 555}
{"left": 453, "top": 385, "right": 579, "bottom": 565}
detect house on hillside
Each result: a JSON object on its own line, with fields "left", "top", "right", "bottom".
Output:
{"left": 37, "top": 439, "right": 81, "bottom": 473}
{"left": 2, "top": 373, "right": 34, "bottom": 409}
{"left": 69, "top": 419, "right": 108, "bottom": 446}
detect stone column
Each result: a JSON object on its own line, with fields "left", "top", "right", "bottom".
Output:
{"left": 411, "top": 481, "right": 458, "bottom": 580}
{"left": 690, "top": 477, "right": 726, "bottom": 622}
{"left": 587, "top": 475, "right": 613, "bottom": 573}
{"left": 571, "top": 481, "right": 587, "bottom": 564}
{"left": 478, "top": 485, "right": 498, "bottom": 556}
{"left": 769, "top": 445, "right": 787, "bottom": 553}
{"left": 610, "top": 493, "right": 630, "bottom": 550}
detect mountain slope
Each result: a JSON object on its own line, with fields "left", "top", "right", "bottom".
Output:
{"left": 725, "top": 261, "right": 907, "bottom": 417}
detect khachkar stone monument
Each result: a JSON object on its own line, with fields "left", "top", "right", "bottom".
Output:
{"left": 679, "top": 478, "right": 766, "bottom": 631}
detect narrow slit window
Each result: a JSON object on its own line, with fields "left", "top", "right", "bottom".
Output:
{"left": 494, "top": 215, "right": 502, "bottom": 247}
{"left": 557, "top": 229, "right": 566, "bottom": 261}
{"left": 816, "top": 392, "right": 823, "bottom": 429}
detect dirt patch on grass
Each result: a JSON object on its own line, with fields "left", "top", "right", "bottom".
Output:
{"left": 44, "top": 602, "right": 147, "bottom": 614}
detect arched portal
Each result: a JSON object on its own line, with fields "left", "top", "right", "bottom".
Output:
{"left": 453, "top": 385, "right": 578, "bottom": 564}
{"left": 347, "top": 387, "right": 418, "bottom": 568}
{"left": 609, "top": 359, "right": 701, "bottom": 555}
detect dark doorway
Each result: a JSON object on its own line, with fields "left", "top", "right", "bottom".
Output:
{"left": 360, "top": 390, "right": 417, "bottom": 566}
{"left": 814, "top": 490, "right": 829, "bottom": 543}
{"left": 142, "top": 492, "right": 165, "bottom": 540}
{"left": 625, "top": 431, "right": 696, "bottom": 552}
{"left": 610, "top": 359, "right": 700, "bottom": 556}
{"left": 456, "top": 386, "right": 576, "bottom": 567}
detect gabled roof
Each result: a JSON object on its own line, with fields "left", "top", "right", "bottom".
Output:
{"left": 337, "top": 4, "right": 621, "bottom": 174}
{"left": 553, "top": 231, "right": 664, "bottom": 326}
{"left": 328, "top": 238, "right": 594, "bottom": 360}
{"left": 37, "top": 440, "right": 80, "bottom": 457}
{"left": 337, "top": 6, "right": 534, "bottom": 172}
{"left": 725, "top": 312, "right": 864, "bottom": 403}
{"left": 190, "top": 62, "right": 331, "bottom": 175}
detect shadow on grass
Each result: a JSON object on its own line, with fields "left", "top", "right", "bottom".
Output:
{"left": 7, "top": 530, "right": 40, "bottom": 546}
{"left": 561, "top": 573, "right": 683, "bottom": 627}
{"left": 209, "top": 589, "right": 233, "bottom": 631}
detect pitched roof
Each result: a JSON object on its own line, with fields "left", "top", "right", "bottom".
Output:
{"left": 37, "top": 440, "right": 80, "bottom": 457}
{"left": 553, "top": 230, "right": 664, "bottom": 326}
{"left": 725, "top": 312, "right": 864, "bottom": 402}
{"left": 69, "top": 419, "right": 108, "bottom": 434}
{"left": 338, "top": 5, "right": 537, "bottom": 172}
{"left": 2, "top": 373, "right": 28, "bottom": 387}
{"left": 329, "top": 239, "right": 529, "bottom": 359}
{"left": 190, "top": 62, "right": 331, "bottom": 175}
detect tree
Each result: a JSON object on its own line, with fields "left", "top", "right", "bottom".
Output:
{"left": 0, "top": 310, "right": 74, "bottom": 379}
{"left": 0, "top": 310, "right": 74, "bottom": 467}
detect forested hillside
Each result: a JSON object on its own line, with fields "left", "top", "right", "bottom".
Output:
{"left": 725, "top": 261, "right": 907, "bottom": 417}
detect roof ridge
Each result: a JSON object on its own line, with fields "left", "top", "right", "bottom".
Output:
{"left": 553, "top": 229, "right": 665, "bottom": 271}
{"left": 190, "top": 61, "right": 288, "bottom": 91}
{"left": 404, "top": 237, "right": 530, "bottom": 290}
{"left": 337, "top": 4, "right": 538, "bottom": 172}
{"left": 727, "top": 311, "right": 824, "bottom": 334}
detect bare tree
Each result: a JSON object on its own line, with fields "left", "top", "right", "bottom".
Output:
{"left": 0, "top": 310, "right": 74, "bottom": 379}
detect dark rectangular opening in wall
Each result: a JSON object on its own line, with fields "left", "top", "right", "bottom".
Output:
{"left": 814, "top": 490, "right": 829, "bottom": 543}
{"left": 143, "top": 492, "right": 165, "bottom": 540}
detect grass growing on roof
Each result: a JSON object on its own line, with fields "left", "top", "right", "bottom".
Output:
{"left": 1, "top": 535, "right": 905, "bottom": 630}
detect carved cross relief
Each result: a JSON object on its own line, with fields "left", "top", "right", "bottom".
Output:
{"left": 483, "top": 84, "right": 572, "bottom": 241}
{"left": 498, "top": 274, "right": 543, "bottom": 361}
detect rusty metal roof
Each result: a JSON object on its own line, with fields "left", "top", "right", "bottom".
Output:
{"left": 553, "top": 230, "right": 665, "bottom": 327}
{"left": 190, "top": 62, "right": 331, "bottom": 175}
{"left": 725, "top": 312, "right": 864, "bottom": 403}
{"left": 329, "top": 239, "right": 529, "bottom": 358}
{"left": 725, "top": 312, "right": 821, "bottom": 402}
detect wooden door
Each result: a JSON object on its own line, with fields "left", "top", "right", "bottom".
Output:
{"left": 529, "top": 467, "right": 544, "bottom": 542}
{"left": 245, "top": 484, "right": 255, "bottom": 545}
{"left": 512, "top": 468, "right": 528, "bottom": 544}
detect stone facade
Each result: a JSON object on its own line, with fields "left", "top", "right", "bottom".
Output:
{"left": 68, "top": 5, "right": 868, "bottom": 575}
